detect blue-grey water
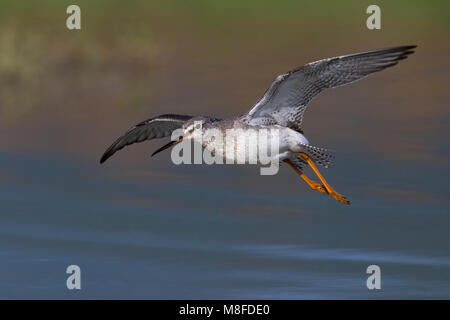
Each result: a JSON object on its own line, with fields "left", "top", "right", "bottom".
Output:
{"left": 1, "top": 144, "right": 449, "bottom": 299}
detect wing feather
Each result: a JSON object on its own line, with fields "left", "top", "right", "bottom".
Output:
{"left": 100, "top": 114, "right": 193, "bottom": 163}
{"left": 245, "top": 45, "right": 416, "bottom": 129}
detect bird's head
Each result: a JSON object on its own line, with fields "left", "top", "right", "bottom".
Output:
{"left": 182, "top": 116, "right": 212, "bottom": 139}
{"left": 150, "top": 116, "right": 214, "bottom": 157}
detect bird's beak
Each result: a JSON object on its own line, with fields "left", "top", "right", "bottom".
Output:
{"left": 151, "top": 137, "right": 183, "bottom": 157}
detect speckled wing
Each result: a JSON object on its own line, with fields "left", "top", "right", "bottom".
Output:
{"left": 245, "top": 45, "right": 416, "bottom": 130}
{"left": 100, "top": 114, "right": 193, "bottom": 163}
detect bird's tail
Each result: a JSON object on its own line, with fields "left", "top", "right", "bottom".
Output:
{"left": 300, "top": 144, "right": 335, "bottom": 168}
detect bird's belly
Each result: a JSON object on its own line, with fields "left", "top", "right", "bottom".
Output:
{"left": 201, "top": 132, "right": 284, "bottom": 165}
{"left": 194, "top": 125, "right": 308, "bottom": 165}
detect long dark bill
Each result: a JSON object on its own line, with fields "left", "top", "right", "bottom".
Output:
{"left": 151, "top": 137, "right": 183, "bottom": 157}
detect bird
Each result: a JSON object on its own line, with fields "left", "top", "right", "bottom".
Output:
{"left": 100, "top": 45, "right": 416, "bottom": 205}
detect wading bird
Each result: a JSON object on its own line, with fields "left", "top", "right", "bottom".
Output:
{"left": 100, "top": 46, "right": 416, "bottom": 204}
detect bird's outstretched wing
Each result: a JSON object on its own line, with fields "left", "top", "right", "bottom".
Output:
{"left": 244, "top": 45, "right": 416, "bottom": 130}
{"left": 100, "top": 114, "right": 193, "bottom": 163}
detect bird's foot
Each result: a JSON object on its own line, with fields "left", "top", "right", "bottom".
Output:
{"left": 329, "top": 191, "right": 350, "bottom": 205}
{"left": 311, "top": 181, "right": 350, "bottom": 204}
{"left": 309, "top": 181, "right": 329, "bottom": 194}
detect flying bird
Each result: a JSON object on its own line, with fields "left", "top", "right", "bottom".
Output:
{"left": 100, "top": 45, "right": 416, "bottom": 204}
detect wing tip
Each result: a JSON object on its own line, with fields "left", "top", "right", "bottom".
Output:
{"left": 99, "top": 145, "right": 118, "bottom": 164}
{"left": 383, "top": 45, "right": 417, "bottom": 52}
{"left": 397, "top": 45, "right": 417, "bottom": 55}
{"left": 99, "top": 153, "right": 109, "bottom": 164}
{"left": 397, "top": 44, "right": 417, "bottom": 50}
{"left": 351, "top": 45, "right": 417, "bottom": 60}
{"left": 385, "top": 45, "right": 417, "bottom": 58}
{"left": 384, "top": 45, "right": 417, "bottom": 65}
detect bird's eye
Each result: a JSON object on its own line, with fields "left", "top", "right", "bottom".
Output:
{"left": 195, "top": 123, "right": 201, "bottom": 130}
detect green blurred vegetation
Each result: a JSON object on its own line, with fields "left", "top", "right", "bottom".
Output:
{"left": 0, "top": 0, "right": 448, "bottom": 121}
{"left": 0, "top": 0, "right": 449, "bottom": 24}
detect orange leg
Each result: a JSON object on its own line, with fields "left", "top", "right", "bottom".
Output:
{"left": 296, "top": 152, "right": 350, "bottom": 205}
{"left": 284, "top": 159, "right": 328, "bottom": 194}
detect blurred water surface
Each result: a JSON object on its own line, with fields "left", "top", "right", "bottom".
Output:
{"left": 0, "top": 1, "right": 449, "bottom": 298}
